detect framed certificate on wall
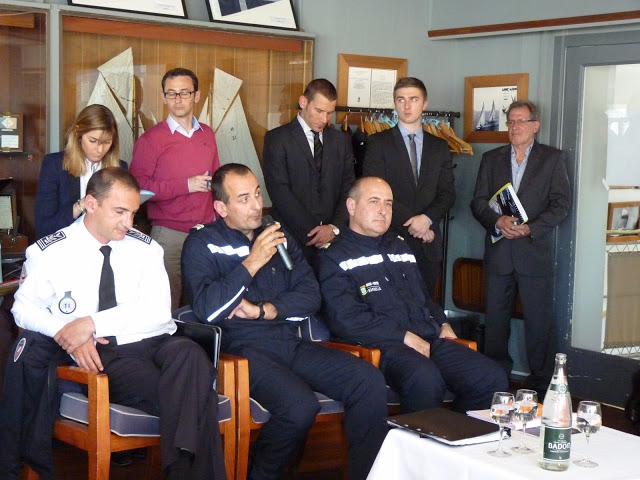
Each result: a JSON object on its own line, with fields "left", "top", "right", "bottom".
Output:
{"left": 0, "top": 114, "right": 23, "bottom": 153}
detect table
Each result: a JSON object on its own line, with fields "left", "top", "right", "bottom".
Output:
{"left": 367, "top": 426, "right": 640, "bottom": 479}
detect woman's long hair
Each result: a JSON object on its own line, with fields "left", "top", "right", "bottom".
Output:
{"left": 62, "top": 104, "right": 121, "bottom": 177}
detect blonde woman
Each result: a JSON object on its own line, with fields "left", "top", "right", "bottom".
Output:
{"left": 35, "top": 104, "right": 126, "bottom": 238}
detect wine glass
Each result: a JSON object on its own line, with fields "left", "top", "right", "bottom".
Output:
{"left": 511, "top": 389, "right": 538, "bottom": 454}
{"left": 573, "top": 400, "right": 602, "bottom": 468}
{"left": 488, "top": 391, "right": 514, "bottom": 457}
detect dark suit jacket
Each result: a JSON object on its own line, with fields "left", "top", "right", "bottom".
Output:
{"left": 263, "top": 117, "right": 355, "bottom": 252}
{"left": 362, "top": 126, "right": 455, "bottom": 263}
{"left": 35, "top": 151, "right": 128, "bottom": 238}
{"left": 470, "top": 141, "right": 571, "bottom": 276}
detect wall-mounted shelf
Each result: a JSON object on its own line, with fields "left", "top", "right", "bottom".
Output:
{"left": 335, "top": 106, "right": 461, "bottom": 119}
{"left": 0, "top": 152, "right": 34, "bottom": 161}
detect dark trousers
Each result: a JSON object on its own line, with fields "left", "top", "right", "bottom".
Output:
{"left": 380, "top": 338, "right": 508, "bottom": 414}
{"left": 0, "top": 332, "right": 71, "bottom": 480}
{"left": 225, "top": 327, "right": 388, "bottom": 480}
{"left": 416, "top": 258, "right": 441, "bottom": 301}
{"left": 485, "top": 271, "right": 556, "bottom": 385}
{"left": 98, "top": 335, "right": 226, "bottom": 479}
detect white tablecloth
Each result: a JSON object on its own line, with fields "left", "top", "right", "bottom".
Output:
{"left": 367, "top": 426, "right": 640, "bottom": 480}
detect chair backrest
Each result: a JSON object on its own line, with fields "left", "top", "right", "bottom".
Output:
{"left": 298, "top": 315, "right": 331, "bottom": 342}
{"left": 173, "top": 306, "right": 221, "bottom": 388}
{"left": 174, "top": 319, "right": 221, "bottom": 369}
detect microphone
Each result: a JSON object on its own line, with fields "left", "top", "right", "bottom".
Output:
{"left": 261, "top": 215, "right": 294, "bottom": 270}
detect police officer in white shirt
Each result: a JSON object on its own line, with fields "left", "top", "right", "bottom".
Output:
{"left": 1, "top": 167, "right": 226, "bottom": 480}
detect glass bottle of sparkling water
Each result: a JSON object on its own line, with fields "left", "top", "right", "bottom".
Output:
{"left": 538, "top": 353, "right": 572, "bottom": 471}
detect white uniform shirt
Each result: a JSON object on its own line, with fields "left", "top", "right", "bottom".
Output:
{"left": 12, "top": 220, "right": 176, "bottom": 345}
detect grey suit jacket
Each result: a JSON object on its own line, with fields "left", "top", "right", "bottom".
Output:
{"left": 263, "top": 117, "right": 355, "bottom": 251}
{"left": 362, "top": 126, "right": 455, "bottom": 263}
{"left": 470, "top": 141, "right": 571, "bottom": 276}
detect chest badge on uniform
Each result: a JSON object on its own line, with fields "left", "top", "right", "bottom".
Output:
{"left": 14, "top": 338, "right": 26, "bottom": 362}
{"left": 59, "top": 291, "right": 77, "bottom": 314}
{"left": 360, "top": 281, "right": 382, "bottom": 296}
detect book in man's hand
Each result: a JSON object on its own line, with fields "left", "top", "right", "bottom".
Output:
{"left": 387, "top": 407, "right": 508, "bottom": 446}
{"left": 488, "top": 182, "right": 528, "bottom": 243}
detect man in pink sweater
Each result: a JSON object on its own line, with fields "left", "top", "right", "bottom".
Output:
{"left": 131, "top": 68, "right": 220, "bottom": 311}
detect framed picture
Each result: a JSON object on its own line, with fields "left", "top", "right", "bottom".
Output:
{"left": 607, "top": 201, "right": 640, "bottom": 243}
{"left": 206, "top": 0, "right": 298, "bottom": 30}
{"left": 68, "top": 0, "right": 187, "bottom": 18}
{"left": 464, "top": 73, "right": 529, "bottom": 143}
{"left": 0, "top": 113, "right": 23, "bottom": 153}
{"left": 336, "top": 53, "right": 408, "bottom": 124}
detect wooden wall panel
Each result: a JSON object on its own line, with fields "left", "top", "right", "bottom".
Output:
{"left": 0, "top": 13, "right": 47, "bottom": 241}
{"left": 61, "top": 18, "right": 312, "bottom": 171}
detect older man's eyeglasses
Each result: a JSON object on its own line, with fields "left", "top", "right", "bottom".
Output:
{"left": 505, "top": 119, "right": 536, "bottom": 128}
{"left": 163, "top": 90, "right": 195, "bottom": 99}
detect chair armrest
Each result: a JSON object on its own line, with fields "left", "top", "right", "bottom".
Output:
{"left": 57, "top": 365, "right": 105, "bottom": 385}
{"left": 448, "top": 337, "right": 477, "bottom": 351}
{"left": 217, "top": 354, "right": 234, "bottom": 397}
{"left": 55, "top": 366, "right": 111, "bottom": 452}
{"left": 319, "top": 341, "right": 381, "bottom": 368}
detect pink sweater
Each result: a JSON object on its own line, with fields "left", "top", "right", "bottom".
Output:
{"left": 131, "top": 121, "right": 219, "bottom": 232}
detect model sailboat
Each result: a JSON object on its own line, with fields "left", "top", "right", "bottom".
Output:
{"left": 87, "top": 47, "right": 139, "bottom": 165}
{"left": 204, "top": 68, "right": 272, "bottom": 207}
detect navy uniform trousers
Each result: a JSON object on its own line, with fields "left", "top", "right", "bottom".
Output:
{"left": 380, "top": 337, "right": 509, "bottom": 414}
{"left": 223, "top": 323, "right": 388, "bottom": 480}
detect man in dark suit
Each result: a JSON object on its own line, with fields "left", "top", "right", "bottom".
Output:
{"left": 363, "top": 77, "right": 455, "bottom": 298}
{"left": 470, "top": 100, "right": 571, "bottom": 391}
{"left": 263, "top": 78, "right": 355, "bottom": 262}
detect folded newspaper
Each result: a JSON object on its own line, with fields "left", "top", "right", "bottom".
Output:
{"left": 488, "top": 182, "right": 528, "bottom": 243}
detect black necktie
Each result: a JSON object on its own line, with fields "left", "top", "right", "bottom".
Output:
{"left": 313, "top": 130, "right": 323, "bottom": 173}
{"left": 98, "top": 245, "right": 117, "bottom": 311}
{"left": 408, "top": 133, "right": 418, "bottom": 184}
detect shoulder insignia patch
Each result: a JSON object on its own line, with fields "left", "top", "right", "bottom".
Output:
{"left": 126, "top": 228, "right": 152, "bottom": 244}
{"left": 36, "top": 231, "right": 66, "bottom": 250}
{"left": 14, "top": 337, "right": 26, "bottom": 362}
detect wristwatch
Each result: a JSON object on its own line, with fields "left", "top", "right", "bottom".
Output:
{"left": 329, "top": 224, "right": 340, "bottom": 236}
{"left": 257, "top": 302, "right": 265, "bottom": 320}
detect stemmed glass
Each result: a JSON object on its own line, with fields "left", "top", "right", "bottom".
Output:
{"left": 573, "top": 401, "right": 602, "bottom": 468}
{"left": 488, "top": 392, "right": 514, "bottom": 457}
{"left": 511, "top": 389, "right": 538, "bottom": 454}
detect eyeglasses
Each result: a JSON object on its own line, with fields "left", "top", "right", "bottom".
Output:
{"left": 163, "top": 90, "right": 195, "bottom": 99}
{"left": 505, "top": 119, "right": 536, "bottom": 128}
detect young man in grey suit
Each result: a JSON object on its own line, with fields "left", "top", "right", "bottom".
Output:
{"left": 363, "top": 77, "right": 455, "bottom": 299}
{"left": 263, "top": 79, "right": 355, "bottom": 262}
{"left": 470, "top": 100, "right": 571, "bottom": 392}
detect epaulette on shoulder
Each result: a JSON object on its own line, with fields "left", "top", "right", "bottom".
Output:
{"left": 36, "top": 231, "right": 66, "bottom": 250}
{"left": 126, "top": 228, "right": 151, "bottom": 244}
{"left": 190, "top": 222, "right": 214, "bottom": 233}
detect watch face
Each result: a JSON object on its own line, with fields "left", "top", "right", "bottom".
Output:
{"left": 331, "top": 226, "right": 340, "bottom": 236}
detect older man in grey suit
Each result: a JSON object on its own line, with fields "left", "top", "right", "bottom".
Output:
{"left": 470, "top": 100, "right": 571, "bottom": 393}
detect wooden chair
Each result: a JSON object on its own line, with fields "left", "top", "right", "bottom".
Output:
{"left": 452, "top": 257, "right": 524, "bottom": 318}
{"left": 23, "top": 337, "right": 237, "bottom": 480}
{"left": 231, "top": 340, "right": 376, "bottom": 480}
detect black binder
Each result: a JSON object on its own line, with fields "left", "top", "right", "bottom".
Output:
{"left": 387, "top": 407, "right": 505, "bottom": 446}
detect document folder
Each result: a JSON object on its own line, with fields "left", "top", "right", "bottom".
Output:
{"left": 387, "top": 407, "right": 505, "bottom": 446}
